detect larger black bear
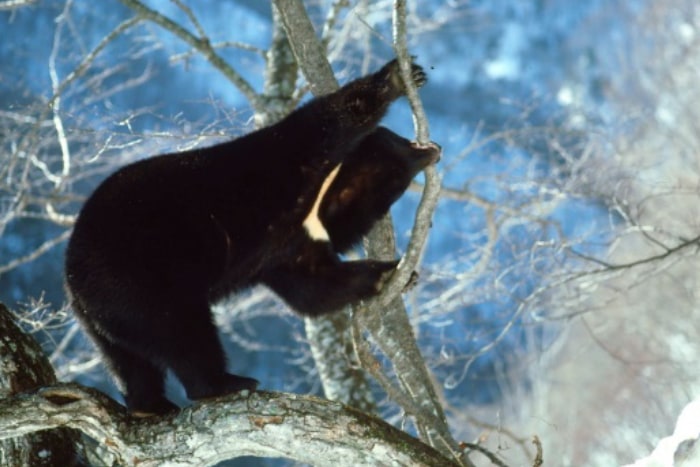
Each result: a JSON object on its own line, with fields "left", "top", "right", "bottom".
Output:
{"left": 65, "top": 59, "right": 440, "bottom": 415}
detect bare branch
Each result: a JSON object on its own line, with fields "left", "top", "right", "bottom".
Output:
{"left": 169, "top": 0, "right": 207, "bottom": 39}
{"left": 117, "top": 0, "right": 263, "bottom": 111}
{"left": 350, "top": 319, "right": 453, "bottom": 444}
{"left": 48, "top": 0, "right": 74, "bottom": 188}
{"left": 0, "top": 230, "right": 71, "bottom": 276}
{"left": 392, "top": 0, "right": 430, "bottom": 142}
{"left": 170, "top": 41, "right": 265, "bottom": 65}
{"left": 321, "top": 0, "right": 351, "bottom": 48}
{"left": 532, "top": 436, "right": 544, "bottom": 467}
{"left": 460, "top": 442, "right": 510, "bottom": 467}
{"left": 567, "top": 233, "right": 700, "bottom": 272}
{"left": 49, "top": 16, "right": 143, "bottom": 114}
{"left": 381, "top": 0, "right": 442, "bottom": 304}
{"left": 0, "top": 0, "right": 36, "bottom": 10}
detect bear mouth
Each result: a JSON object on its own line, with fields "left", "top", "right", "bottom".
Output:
{"left": 410, "top": 140, "right": 442, "bottom": 167}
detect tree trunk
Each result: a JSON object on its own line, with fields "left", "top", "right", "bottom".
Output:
{"left": 0, "top": 303, "right": 84, "bottom": 466}
{"left": 271, "top": 0, "right": 376, "bottom": 412}
{"left": 273, "top": 1, "right": 466, "bottom": 463}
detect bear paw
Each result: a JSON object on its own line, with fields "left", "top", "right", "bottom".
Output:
{"left": 381, "top": 59, "right": 427, "bottom": 97}
{"left": 372, "top": 260, "right": 400, "bottom": 293}
{"left": 221, "top": 373, "right": 260, "bottom": 393}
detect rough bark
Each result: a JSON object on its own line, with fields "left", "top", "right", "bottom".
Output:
{"left": 304, "top": 310, "right": 374, "bottom": 412}
{"left": 256, "top": 5, "right": 298, "bottom": 128}
{"left": 0, "top": 383, "right": 458, "bottom": 467}
{"left": 0, "top": 303, "right": 84, "bottom": 466}
{"left": 272, "top": 0, "right": 337, "bottom": 96}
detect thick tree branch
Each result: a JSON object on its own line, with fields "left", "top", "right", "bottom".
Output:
{"left": 273, "top": 0, "right": 338, "bottom": 95}
{"left": 273, "top": 0, "right": 376, "bottom": 412}
{"left": 273, "top": 0, "right": 469, "bottom": 464}
{"left": 0, "top": 384, "right": 457, "bottom": 467}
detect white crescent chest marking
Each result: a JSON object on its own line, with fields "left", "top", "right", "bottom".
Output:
{"left": 303, "top": 163, "right": 342, "bottom": 242}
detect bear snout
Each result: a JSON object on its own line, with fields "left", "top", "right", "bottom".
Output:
{"left": 410, "top": 140, "right": 441, "bottom": 168}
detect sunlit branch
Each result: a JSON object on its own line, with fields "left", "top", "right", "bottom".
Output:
{"left": 0, "top": 0, "right": 35, "bottom": 10}
{"left": 380, "top": 0, "right": 443, "bottom": 308}
{"left": 48, "top": 0, "right": 73, "bottom": 188}
{"left": 117, "top": 0, "right": 263, "bottom": 112}
{"left": 321, "top": 0, "right": 350, "bottom": 48}
{"left": 170, "top": 41, "right": 265, "bottom": 65}
{"left": 350, "top": 318, "right": 462, "bottom": 460}
{"left": 0, "top": 383, "right": 458, "bottom": 467}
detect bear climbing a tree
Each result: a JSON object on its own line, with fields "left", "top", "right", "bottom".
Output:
{"left": 65, "top": 59, "right": 440, "bottom": 415}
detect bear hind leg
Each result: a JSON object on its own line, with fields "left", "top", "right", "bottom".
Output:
{"left": 86, "top": 329, "right": 176, "bottom": 416}
{"left": 150, "top": 297, "right": 259, "bottom": 402}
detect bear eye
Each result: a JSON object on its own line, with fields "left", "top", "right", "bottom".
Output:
{"left": 339, "top": 187, "right": 356, "bottom": 204}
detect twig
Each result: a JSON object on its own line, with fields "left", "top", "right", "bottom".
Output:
{"left": 117, "top": 0, "right": 263, "bottom": 111}
{"left": 460, "top": 442, "right": 511, "bottom": 467}
{"left": 49, "top": 16, "right": 143, "bottom": 114}
{"left": 0, "top": 230, "right": 71, "bottom": 276}
{"left": 567, "top": 233, "right": 700, "bottom": 271}
{"left": 532, "top": 436, "right": 543, "bottom": 467}
{"left": 321, "top": 0, "right": 350, "bottom": 48}
{"left": 170, "top": 41, "right": 265, "bottom": 64}
{"left": 48, "top": 0, "right": 74, "bottom": 188}
{"left": 169, "top": 0, "right": 206, "bottom": 38}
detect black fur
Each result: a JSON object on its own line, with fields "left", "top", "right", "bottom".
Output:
{"left": 65, "top": 59, "right": 440, "bottom": 415}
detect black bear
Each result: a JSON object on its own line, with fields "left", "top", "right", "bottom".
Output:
{"left": 64, "top": 59, "right": 440, "bottom": 415}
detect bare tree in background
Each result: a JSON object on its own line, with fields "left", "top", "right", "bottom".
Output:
{"left": 486, "top": 2, "right": 700, "bottom": 466}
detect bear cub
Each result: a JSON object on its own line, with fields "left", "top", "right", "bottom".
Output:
{"left": 65, "top": 59, "right": 440, "bottom": 415}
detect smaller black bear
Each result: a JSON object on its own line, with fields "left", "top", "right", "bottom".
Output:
{"left": 65, "top": 59, "right": 440, "bottom": 415}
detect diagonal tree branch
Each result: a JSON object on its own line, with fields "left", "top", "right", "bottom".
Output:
{"left": 273, "top": 0, "right": 338, "bottom": 95}
{"left": 117, "top": 0, "right": 263, "bottom": 112}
